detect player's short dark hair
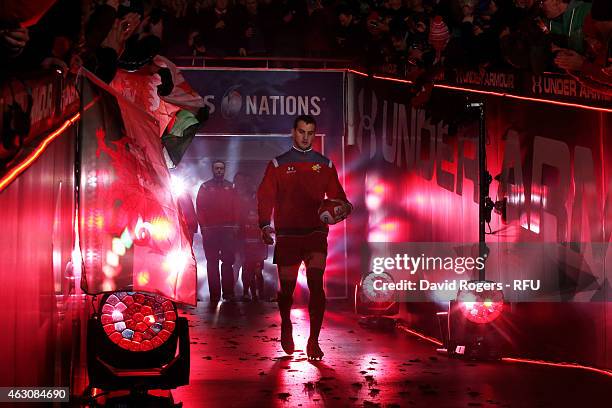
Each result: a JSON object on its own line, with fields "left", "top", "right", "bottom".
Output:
{"left": 293, "top": 115, "right": 316, "bottom": 129}
{"left": 211, "top": 159, "right": 226, "bottom": 169}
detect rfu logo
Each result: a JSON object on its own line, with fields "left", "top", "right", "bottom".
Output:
{"left": 311, "top": 164, "right": 321, "bottom": 172}
{"left": 286, "top": 166, "right": 296, "bottom": 174}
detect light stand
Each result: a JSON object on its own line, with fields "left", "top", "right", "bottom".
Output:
{"left": 437, "top": 101, "right": 507, "bottom": 360}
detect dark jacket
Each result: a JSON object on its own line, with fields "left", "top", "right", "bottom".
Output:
{"left": 199, "top": 7, "right": 240, "bottom": 56}
{"left": 236, "top": 8, "right": 268, "bottom": 55}
{"left": 544, "top": 0, "right": 591, "bottom": 53}
{"left": 334, "top": 19, "right": 367, "bottom": 60}
{"left": 196, "top": 178, "right": 238, "bottom": 229}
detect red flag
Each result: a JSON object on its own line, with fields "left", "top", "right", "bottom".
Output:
{"left": 79, "top": 69, "right": 196, "bottom": 305}
{"left": 110, "top": 68, "right": 180, "bottom": 139}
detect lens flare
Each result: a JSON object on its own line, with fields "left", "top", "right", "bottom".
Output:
{"left": 112, "top": 237, "right": 126, "bottom": 256}
{"left": 170, "top": 175, "right": 186, "bottom": 197}
{"left": 150, "top": 217, "right": 174, "bottom": 241}
{"left": 164, "top": 249, "right": 189, "bottom": 276}
{"left": 457, "top": 286, "right": 504, "bottom": 324}
{"left": 137, "top": 270, "right": 150, "bottom": 285}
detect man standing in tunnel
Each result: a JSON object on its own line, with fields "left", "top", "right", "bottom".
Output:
{"left": 257, "top": 115, "right": 352, "bottom": 360}
{"left": 197, "top": 160, "right": 237, "bottom": 304}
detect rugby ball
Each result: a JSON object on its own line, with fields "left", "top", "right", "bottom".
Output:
{"left": 318, "top": 199, "right": 345, "bottom": 225}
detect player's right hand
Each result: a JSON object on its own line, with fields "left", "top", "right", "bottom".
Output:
{"left": 261, "top": 225, "right": 275, "bottom": 245}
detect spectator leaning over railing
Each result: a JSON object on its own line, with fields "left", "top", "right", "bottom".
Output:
{"left": 236, "top": 0, "right": 269, "bottom": 56}
{"left": 271, "top": 1, "right": 308, "bottom": 58}
{"left": 554, "top": 0, "right": 612, "bottom": 95}
{"left": 500, "top": 0, "right": 556, "bottom": 73}
{"left": 386, "top": 29, "right": 410, "bottom": 75}
{"left": 161, "top": 0, "right": 201, "bottom": 57}
{"left": 303, "top": 0, "right": 335, "bottom": 58}
{"left": 0, "top": 0, "right": 57, "bottom": 70}
{"left": 541, "top": 0, "right": 591, "bottom": 53}
{"left": 445, "top": 0, "right": 485, "bottom": 68}
{"left": 1, "top": 26, "right": 30, "bottom": 67}
{"left": 198, "top": 0, "right": 242, "bottom": 57}
{"left": 333, "top": 4, "right": 367, "bottom": 60}
{"left": 382, "top": 0, "right": 411, "bottom": 31}
{"left": 363, "top": 10, "right": 394, "bottom": 73}
{"left": 470, "top": 0, "right": 508, "bottom": 68}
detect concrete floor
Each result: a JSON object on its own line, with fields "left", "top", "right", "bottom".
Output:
{"left": 172, "top": 300, "right": 610, "bottom": 408}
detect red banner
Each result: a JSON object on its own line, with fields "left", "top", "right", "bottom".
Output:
{"left": 78, "top": 70, "right": 196, "bottom": 305}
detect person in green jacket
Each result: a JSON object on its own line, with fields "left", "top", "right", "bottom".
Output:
{"left": 542, "top": 0, "right": 592, "bottom": 53}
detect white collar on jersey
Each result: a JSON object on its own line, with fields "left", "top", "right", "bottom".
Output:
{"left": 292, "top": 145, "right": 313, "bottom": 153}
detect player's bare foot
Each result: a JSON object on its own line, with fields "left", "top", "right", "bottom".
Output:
{"left": 280, "top": 321, "right": 294, "bottom": 355}
{"left": 306, "top": 338, "right": 324, "bottom": 360}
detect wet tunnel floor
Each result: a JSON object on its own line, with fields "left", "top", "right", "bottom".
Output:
{"left": 173, "top": 301, "right": 609, "bottom": 408}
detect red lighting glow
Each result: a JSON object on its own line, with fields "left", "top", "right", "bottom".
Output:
{"left": 457, "top": 288, "right": 504, "bottom": 324}
{"left": 0, "top": 112, "right": 80, "bottom": 192}
{"left": 434, "top": 83, "right": 612, "bottom": 113}
{"left": 348, "top": 69, "right": 612, "bottom": 113}
{"left": 501, "top": 357, "right": 612, "bottom": 378}
{"left": 460, "top": 300, "right": 504, "bottom": 324}
{"left": 396, "top": 325, "right": 612, "bottom": 378}
{"left": 395, "top": 322, "right": 444, "bottom": 347}
{"left": 150, "top": 216, "right": 174, "bottom": 241}
{"left": 101, "top": 292, "right": 177, "bottom": 352}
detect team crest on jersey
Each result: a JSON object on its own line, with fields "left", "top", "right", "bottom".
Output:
{"left": 312, "top": 164, "right": 321, "bottom": 172}
{"left": 286, "top": 166, "right": 296, "bottom": 174}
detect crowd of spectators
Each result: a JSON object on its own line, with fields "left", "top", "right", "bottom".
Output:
{"left": 1, "top": 0, "right": 611, "bottom": 94}
{"left": 158, "top": 0, "right": 610, "bottom": 84}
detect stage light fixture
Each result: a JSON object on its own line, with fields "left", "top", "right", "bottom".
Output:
{"left": 85, "top": 291, "right": 190, "bottom": 405}
{"left": 354, "top": 271, "right": 400, "bottom": 317}
{"left": 457, "top": 287, "right": 504, "bottom": 324}
{"left": 100, "top": 292, "right": 177, "bottom": 352}
{"left": 439, "top": 282, "right": 507, "bottom": 360}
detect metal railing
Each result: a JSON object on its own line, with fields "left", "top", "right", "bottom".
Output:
{"left": 169, "top": 55, "right": 354, "bottom": 69}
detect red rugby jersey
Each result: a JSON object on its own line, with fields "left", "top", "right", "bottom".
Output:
{"left": 257, "top": 146, "right": 352, "bottom": 236}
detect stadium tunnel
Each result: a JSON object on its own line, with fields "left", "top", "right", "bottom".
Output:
{"left": 0, "top": 66, "right": 610, "bottom": 407}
